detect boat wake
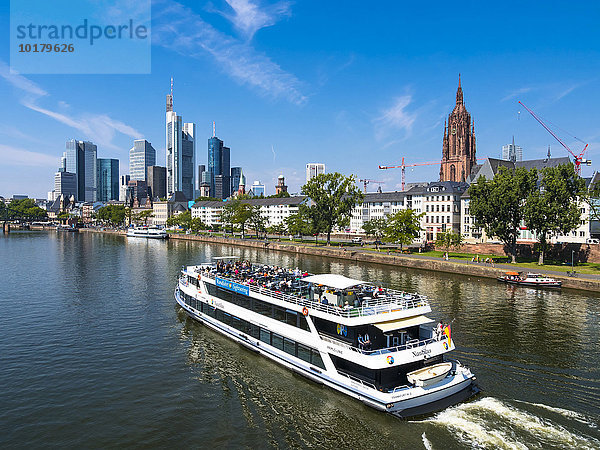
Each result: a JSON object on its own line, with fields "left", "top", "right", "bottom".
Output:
{"left": 515, "top": 400, "right": 598, "bottom": 429}
{"left": 422, "top": 397, "right": 599, "bottom": 449}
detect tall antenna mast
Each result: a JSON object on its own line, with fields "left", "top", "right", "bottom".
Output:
{"left": 212, "top": 121, "right": 216, "bottom": 138}
{"left": 170, "top": 77, "right": 173, "bottom": 97}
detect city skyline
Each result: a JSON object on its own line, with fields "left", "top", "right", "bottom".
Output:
{"left": 1, "top": 1, "right": 600, "bottom": 198}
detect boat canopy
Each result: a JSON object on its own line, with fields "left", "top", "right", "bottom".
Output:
{"left": 374, "top": 315, "right": 433, "bottom": 332}
{"left": 301, "top": 274, "right": 364, "bottom": 290}
{"left": 213, "top": 256, "right": 240, "bottom": 260}
{"left": 505, "top": 271, "right": 519, "bottom": 276}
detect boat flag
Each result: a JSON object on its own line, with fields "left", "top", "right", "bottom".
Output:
{"left": 443, "top": 324, "right": 451, "bottom": 343}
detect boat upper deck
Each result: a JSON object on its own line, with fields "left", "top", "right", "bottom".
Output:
{"left": 183, "top": 261, "right": 430, "bottom": 320}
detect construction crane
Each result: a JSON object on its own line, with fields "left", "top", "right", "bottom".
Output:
{"left": 379, "top": 157, "right": 442, "bottom": 191}
{"left": 518, "top": 101, "right": 591, "bottom": 175}
{"left": 358, "top": 179, "right": 385, "bottom": 193}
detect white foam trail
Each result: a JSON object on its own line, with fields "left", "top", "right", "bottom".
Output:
{"left": 421, "top": 432, "right": 433, "bottom": 450}
{"left": 428, "top": 404, "right": 527, "bottom": 449}
{"left": 516, "top": 400, "right": 598, "bottom": 429}
{"left": 433, "top": 397, "right": 599, "bottom": 449}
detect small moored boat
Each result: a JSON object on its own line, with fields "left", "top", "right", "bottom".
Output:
{"left": 497, "top": 271, "right": 561, "bottom": 288}
{"left": 407, "top": 362, "right": 453, "bottom": 387}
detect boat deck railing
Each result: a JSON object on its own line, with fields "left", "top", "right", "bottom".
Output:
{"left": 195, "top": 270, "right": 429, "bottom": 318}
{"left": 320, "top": 333, "right": 444, "bottom": 356}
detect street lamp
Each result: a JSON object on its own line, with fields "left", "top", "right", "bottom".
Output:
{"left": 572, "top": 250, "right": 575, "bottom": 272}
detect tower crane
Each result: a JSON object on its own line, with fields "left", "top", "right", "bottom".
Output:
{"left": 380, "top": 157, "right": 487, "bottom": 190}
{"left": 379, "top": 157, "right": 443, "bottom": 191}
{"left": 358, "top": 179, "right": 385, "bottom": 193}
{"left": 518, "top": 101, "right": 591, "bottom": 175}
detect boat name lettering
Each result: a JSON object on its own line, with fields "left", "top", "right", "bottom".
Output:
{"left": 326, "top": 345, "right": 343, "bottom": 355}
{"left": 412, "top": 348, "right": 432, "bottom": 357}
{"left": 215, "top": 277, "right": 250, "bottom": 296}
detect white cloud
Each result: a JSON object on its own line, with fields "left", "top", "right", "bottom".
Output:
{"left": 373, "top": 95, "right": 416, "bottom": 141}
{"left": 0, "top": 60, "right": 47, "bottom": 97}
{"left": 153, "top": 0, "right": 306, "bottom": 105}
{"left": 0, "top": 144, "right": 59, "bottom": 168}
{"left": 223, "top": 0, "right": 291, "bottom": 39}
{"left": 0, "top": 58, "right": 141, "bottom": 150}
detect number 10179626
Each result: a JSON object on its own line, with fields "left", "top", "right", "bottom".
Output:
{"left": 19, "top": 43, "right": 74, "bottom": 52}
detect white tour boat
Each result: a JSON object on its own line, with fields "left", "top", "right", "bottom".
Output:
{"left": 126, "top": 226, "right": 168, "bottom": 239}
{"left": 175, "top": 258, "right": 478, "bottom": 417}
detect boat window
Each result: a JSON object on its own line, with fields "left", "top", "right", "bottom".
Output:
{"left": 284, "top": 338, "right": 296, "bottom": 356}
{"left": 260, "top": 329, "right": 271, "bottom": 345}
{"left": 311, "top": 350, "right": 325, "bottom": 370}
{"left": 274, "top": 306, "right": 286, "bottom": 322}
{"left": 272, "top": 333, "right": 284, "bottom": 350}
{"left": 297, "top": 344, "right": 311, "bottom": 363}
{"left": 298, "top": 316, "right": 309, "bottom": 331}
{"left": 285, "top": 310, "right": 298, "bottom": 327}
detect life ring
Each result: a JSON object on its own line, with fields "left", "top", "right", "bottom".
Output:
{"left": 302, "top": 307, "right": 309, "bottom": 316}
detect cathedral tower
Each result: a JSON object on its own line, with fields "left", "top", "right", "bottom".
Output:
{"left": 440, "top": 75, "right": 476, "bottom": 182}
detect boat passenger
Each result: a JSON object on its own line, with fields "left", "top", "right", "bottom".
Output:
{"left": 363, "top": 334, "right": 371, "bottom": 351}
{"left": 436, "top": 322, "right": 443, "bottom": 340}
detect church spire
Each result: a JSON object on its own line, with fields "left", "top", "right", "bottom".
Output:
{"left": 456, "top": 74, "right": 463, "bottom": 105}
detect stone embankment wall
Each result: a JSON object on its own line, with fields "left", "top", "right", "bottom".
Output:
{"left": 161, "top": 233, "right": 599, "bottom": 292}
{"left": 456, "top": 242, "right": 600, "bottom": 264}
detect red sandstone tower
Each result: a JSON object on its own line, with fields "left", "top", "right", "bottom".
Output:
{"left": 440, "top": 75, "right": 477, "bottom": 182}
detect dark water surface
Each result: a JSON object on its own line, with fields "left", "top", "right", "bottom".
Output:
{"left": 1, "top": 231, "right": 599, "bottom": 448}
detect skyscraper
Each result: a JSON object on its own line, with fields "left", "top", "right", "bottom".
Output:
{"left": 440, "top": 75, "right": 477, "bottom": 182}
{"left": 230, "top": 167, "right": 242, "bottom": 195}
{"left": 306, "top": 163, "right": 325, "bottom": 183}
{"left": 147, "top": 166, "right": 167, "bottom": 199}
{"left": 119, "top": 175, "right": 130, "bottom": 202}
{"left": 502, "top": 137, "right": 523, "bottom": 162}
{"left": 251, "top": 181, "right": 265, "bottom": 197}
{"left": 166, "top": 79, "right": 195, "bottom": 200}
{"left": 207, "top": 124, "right": 231, "bottom": 199}
{"left": 97, "top": 158, "right": 120, "bottom": 201}
{"left": 64, "top": 139, "right": 97, "bottom": 201}
{"left": 54, "top": 171, "right": 77, "bottom": 199}
{"left": 129, "top": 139, "right": 156, "bottom": 181}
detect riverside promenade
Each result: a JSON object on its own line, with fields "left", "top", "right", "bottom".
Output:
{"left": 76, "top": 228, "right": 600, "bottom": 292}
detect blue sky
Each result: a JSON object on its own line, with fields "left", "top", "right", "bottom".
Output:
{"left": 1, "top": 0, "right": 600, "bottom": 198}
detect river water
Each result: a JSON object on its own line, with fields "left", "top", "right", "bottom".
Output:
{"left": 1, "top": 230, "right": 599, "bottom": 449}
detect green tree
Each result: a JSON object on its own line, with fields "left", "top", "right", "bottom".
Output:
{"left": 267, "top": 223, "right": 287, "bottom": 239}
{"left": 132, "top": 209, "right": 153, "bottom": 225}
{"left": 362, "top": 217, "right": 387, "bottom": 240}
{"left": 436, "top": 231, "right": 463, "bottom": 251}
{"left": 220, "top": 200, "right": 239, "bottom": 234}
{"left": 190, "top": 217, "right": 206, "bottom": 232}
{"left": 267, "top": 191, "right": 291, "bottom": 198}
{"left": 5, "top": 199, "right": 47, "bottom": 221}
{"left": 468, "top": 166, "right": 537, "bottom": 263}
{"left": 524, "top": 163, "right": 585, "bottom": 265}
{"left": 97, "top": 204, "right": 126, "bottom": 226}
{"left": 285, "top": 209, "right": 311, "bottom": 240}
{"left": 300, "top": 172, "right": 364, "bottom": 245}
{"left": 234, "top": 202, "right": 254, "bottom": 237}
{"left": 249, "top": 206, "right": 267, "bottom": 237}
{"left": 384, "top": 209, "right": 423, "bottom": 250}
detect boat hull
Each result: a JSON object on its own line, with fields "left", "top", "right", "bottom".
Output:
{"left": 497, "top": 277, "right": 561, "bottom": 288}
{"left": 174, "top": 288, "right": 478, "bottom": 418}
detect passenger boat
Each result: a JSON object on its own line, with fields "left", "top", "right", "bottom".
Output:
{"left": 126, "top": 226, "right": 168, "bottom": 239}
{"left": 174, "top": 258, "right": 478, "bottom": 417}
{"left": 56, "top": 225, "right": 78, "bottom": 232}
{"left": 497, "top": 271, "right": 562, "bottom": 288}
